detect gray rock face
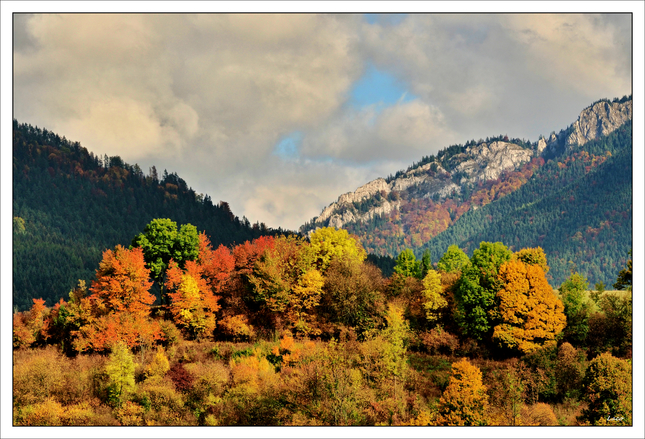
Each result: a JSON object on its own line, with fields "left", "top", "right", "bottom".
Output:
{"left": 303, "top": 97, "right": 632, "bottom": 233}
{"left": 566, "top": 100, "right": 632, "bottom": 150}
{"left": 454, "top": 141, "right": 532, "bottom": 184}
{"left": 308, "top": 141, "right": 531, "bottom": 230}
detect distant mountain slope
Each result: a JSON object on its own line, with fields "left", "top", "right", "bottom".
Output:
{"left": 12, "top": 121, "right": 283, "bottom": 311}
{"left": 301, "top": 96, "right": 632, "bottom": 287}
{"left": 421, "top": 121, "right": 632, "bottom": 286}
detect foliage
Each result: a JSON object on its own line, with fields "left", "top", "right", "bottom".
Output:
{"left": 72, "top": 245, "right": 161, "bottom": 352}
{"left": 248, "top": 236, "right": 324, "bottom": 336}
{"left": 393, "top": 248, "right": 421, "bottom": 278}
{"left": 492, "top": 260, "right": 566, "bottom": 354}
{"left": 613, "top": 256, "right": 632, "bottom": 290}
{"left": 420, "top": 249, "right": 432, "bottom": 278}
{"left": 308, "top": 227, "right": 366, "bottom": 272}
{"left": 559, "top": 272, "right": 591, "bottom": 345}
{"left": 319, "top": 258, "right": 386, "bottom": 337}
{"left": 145, "top": 347, "right": 170, "bottom": 379}
{"left": 436, "top": 245, "right": 469, "bottom": 273}
{"left": 437, "top": 359, "right": 489, "bottom": 426}
{"left": 89, "top": 245, "right": 155, "bottom": 315}
{"left": 581, "top": 352, "right": 631, "bottom": 425}
{"left": 420, "top": 326, "right": 460, "bottom": 355}
{"left": 512, "top": 247, "right": 549, "bottom": 273}
{"left": 454, "top": 241, "right": 512, "bottom": 340}
{"left": 586, "top": 291, "right": 632, "bottom": 358}
{"left": 104, "top": 341, "right": 137, "bottom": 407}
{"left": 13, "top": 298, "right": 50, "bottom": 348}
{"left": 555, "top": 343, "right": 586, "bottom": 401}
{"left": 487, "top": 365, "right": 526, "bottom": 425}
{"left": 421, "top": 269, "right": 447, "bottom": 323}
{"left": 166, "top": 260, "right": 220, "bottom": 340}
{"left": 131, "top": 218, "right": 200, "bottom": 303}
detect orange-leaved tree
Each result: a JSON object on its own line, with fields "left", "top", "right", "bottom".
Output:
{"left": 198, "top": 233, "right": 235, "bottom": 294}
{"left": 437, "top": 359, "right": 490, "bottom": 426}
{"left": 492, "top": 260, "right": 566, "bottom": 354}
{"left": 73, "top": 245, "right": 162, "bottom": 352}
{"left": 13, "top": 298, "right": 50, "bottom": 348}
{"left": 165, "top": 259, "right": 220, "bottom": 340}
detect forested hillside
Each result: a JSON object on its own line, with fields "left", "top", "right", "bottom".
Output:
{"left": 12, "top": 120, "right": 284, "bottom": 311}
{"left": 311, "top": 98, "right": 632, "bottom": 288}
{"left": 419, "top": 121, "right": 632, "bottom": 287}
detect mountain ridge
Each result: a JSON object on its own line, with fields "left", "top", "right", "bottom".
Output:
{"left": 302, "top": 96, "right": 631, "bottom": 234}
{"left": 300, "top": 96, "right": 632, "bottom": 286}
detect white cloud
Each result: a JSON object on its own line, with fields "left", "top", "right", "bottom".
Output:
{"left": 12, "top": 13, "right": 633, "bottom": 231}
{"left": 300, "top": 100, "right": 456, "bottom": 164}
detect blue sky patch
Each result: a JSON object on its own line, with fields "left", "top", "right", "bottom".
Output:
{"left": 273, "top": 131, "right": 303, "bottom": 160}
{"left": 349, "top": 64, "right": 416, "bottom": 110}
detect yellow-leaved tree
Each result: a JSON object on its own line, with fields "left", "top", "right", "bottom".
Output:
{"left": 248, "top": 236, "right": 324, "bottom": 336}
{"left": 307, "top": 227, "right": 366, "bottom": 273}
{"left": 422, "top": 269, "right": 447, "bottom": 323}
{"left": 166, "top": 260, "right": 220, "bottom": 340}
{"left": 492, "top": 260, "right": 566, "bottom": 354}
{"left": 437, "top": 359, "right": 489, "bottom": 426}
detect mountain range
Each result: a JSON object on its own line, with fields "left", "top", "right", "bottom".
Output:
{"left": 301, "top": 96, "right": 632, "bottom": 287}
{"left": 12, "top": 96, "right": 632, "bottom": 310}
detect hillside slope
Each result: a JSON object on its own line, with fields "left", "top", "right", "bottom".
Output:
{"left": 302, "top": 97, "right": 632, "bottom": 287}
{"left": 12, "top": 121, "right": 283, "bottom": 311}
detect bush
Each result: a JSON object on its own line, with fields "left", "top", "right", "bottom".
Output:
{"left": 581, "top": 352, "right": 631, "bottom": 425}
{"left": 520, "top": 402, "right": 558, "bottom": 426}
{"left": 555, "top": 343, "right": 586, "bottom": 400}
{"left": 420, "top": 327, "right": 459, "bottom": 355}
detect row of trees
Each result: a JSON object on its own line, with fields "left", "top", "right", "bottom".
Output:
{"left": 13, "top": 219, "right": 632, "bottom": 425}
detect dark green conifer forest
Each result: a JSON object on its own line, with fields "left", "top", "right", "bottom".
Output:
{"left": 12, "top": 120, "right": 283, "bottom": 311}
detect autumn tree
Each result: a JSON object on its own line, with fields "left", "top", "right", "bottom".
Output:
{"left": 197, "top": 233, "right": 235, "bottom": 294}
{"left": 131, "top": 218, "right": 200, "bottom": 304}
{"left": 581, "top": 352, "right": 632, "bottom": 425}
{"left": 511, "top": 247, "right": 549, "bottom": 274}
{"left": 165, "top": 259, "right": 220, "bottom": 340}
{"left": 422, "top": 269, "right": 447, "bottom": 323}
{"left": 105, "top": 341, "right": 137, "bottom": 407}
{"left": 308, "top": 227, "right": 366, "bottom": 272}
{"left": 319, "top": 257, "right": 386, "bottom": 337}
{"left": 437, "top": 359, "right": 489, "bottom": 426}
{"left": 73, "top": 245, "right": 161, "bottom": 352}
{"left": 454, "top": 241, "right": 512, "bottom": 340}
{"left": 436, "top": 245, "right": 469, "bottom": 273}
{"left": 492, "top": 260, "right": 566, "bottom": 354}
{"left": 13, "top": 298, "right": 50, "bottom": 348}
{"left": 248, "top": 236, "right": 324, "bottom": 336}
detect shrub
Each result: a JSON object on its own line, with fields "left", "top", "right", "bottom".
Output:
{"left": 104, "top": 341, "right": 137, "bottom": 407}
{"left": 581, "top": 352, "right": 631, "bottom": 425}
{"left": 555, "top": 342, "right": 586, "bottom": 400}
{"left": 520, "top": 402, "right": 558, "bottom": 426}
{"left": 145, "top": 347, "right": 170, "bottom": 379}
{"left": 420, "top": 327, "right": 459, "bottom": 355}
{"left": 168, "top": 362, "right": 194, "bottom": 393}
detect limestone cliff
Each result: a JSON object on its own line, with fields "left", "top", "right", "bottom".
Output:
{"left": 301, "top": 96, "right": 632, "bottom": 234}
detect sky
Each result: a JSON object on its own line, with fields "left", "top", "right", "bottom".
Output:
{"left": 8, "top": 10, "right": 636, "bottom": 233}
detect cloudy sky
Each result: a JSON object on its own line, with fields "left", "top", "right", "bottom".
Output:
{"left": 11, "top": 10, "right": 634, "bottom": 230}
